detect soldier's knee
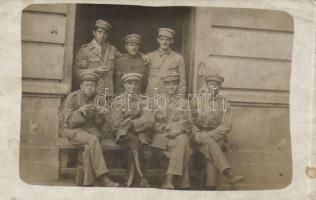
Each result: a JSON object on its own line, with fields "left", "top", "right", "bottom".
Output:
{"left": 206, "top": 137, "right": 217, "bottom": 145}
{"left": 127, "top": 133, "right": 138, "bottom": 141}
{"left": 128, "top": 134, "right": 140, "bottom": 150}
{"left": 87, "top": 134, "right": 99, "bottom": 146}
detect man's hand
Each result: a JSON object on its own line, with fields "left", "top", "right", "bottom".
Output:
{"left": 193, "top": 131, "right": 211, "bottom": 144}
{"left": 193, "top": 132, "right": 202, "bottom": 144}
{"left": 95, "top": 64, "right": 111, "bottom": 75}
{"left": 209, "top": 131, "right": 224, "bottom": 142}
{"left": 162, "top": 123, "right": 183, "bottom": 139}
{"left": 139, "top": 53, "right": 149, "bottom": 65}
{"left": 165, "top": 129, "right": 182, "bottom": 139}
{"left": 122, "top": 118, "right": 133, "bottom": 130}
{"left": 78, "top": 104, "right": 95, "bottom": 116}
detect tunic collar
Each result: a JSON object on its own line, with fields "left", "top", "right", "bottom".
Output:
{"left": 158, "top": 48, "right": 172, "bottom": 56}
{"left": 125, "top": 53, "right": 139, "bottom": 59}
{"left": 162, "top": 91, "right": 181, "bottom": 102}
{"left": 207, "top": 94, "right": 222, "bottom": 102}
{"left": 91, "top": 39, "right": 102, "bottom": 52}
{"left": 123, "top": 92, "right": 140, "bottom": 101}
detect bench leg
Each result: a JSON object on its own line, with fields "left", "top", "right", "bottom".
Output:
{"left": 59, "top": 149, "right": 69, "bottom": 180}
{"left": 76, "top": 148, "right": 84, "bottom": 186}
{"left": 60, "top": 150, "right": 68, "bottom": 168}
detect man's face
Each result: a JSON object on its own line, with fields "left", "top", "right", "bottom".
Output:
{"left": 125, "top": 42, "right": 140, "bottom": 56}
{"left": 92, "top": 27, "right": 108, "bottom": 44}
{"left": 163, "top": 80, "right": 179, "bottom": 95}
{"left": 80, "top": 80, "right": 96, "bottom": 97}
{"left": 123, "top": 80, "right": 141, "bottom": 95}
{"left": 206, "top": 80, "right": 221, "bottom": 96}
{"left": 157, "top": 36, "right": 173, "bottom": 50}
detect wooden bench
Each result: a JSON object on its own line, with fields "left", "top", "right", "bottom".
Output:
{"left": 56, "top": 100, "right": 167, "bottom": 186}
{"left": 56, "top": 137, "right": 165, "bottom": 186}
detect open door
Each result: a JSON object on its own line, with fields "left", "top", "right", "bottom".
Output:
{"left": 72, "top": 5, "right": 193, "bottom": 92}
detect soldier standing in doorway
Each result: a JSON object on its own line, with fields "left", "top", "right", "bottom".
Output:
{"left": 75, "top": 19, "right": 121, "bottom": 96}
{"left": 190, "top": 72, "right": 244, "bottom": 189}
{"left": 114, "top": 34, "right": 148, "bottom": 94}
{"left": 61, "top": 70, "right": 119, "bottom": 187}
{"left": 146, "top": 28, "right": 186, "bottom": 97}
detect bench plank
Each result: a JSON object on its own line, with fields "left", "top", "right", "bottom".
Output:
{"left": 56, "top": 143, "right": 126, "bottom": 150}
{"left": 56, "top": 137, "right": 127, "bottom": 150}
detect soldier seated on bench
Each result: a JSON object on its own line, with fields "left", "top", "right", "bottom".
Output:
{"left": 111, "top": 73, "right": 152, "bottom": 188}
{"left": 148, "top": 72, "right": 192, "bottom": 189}
{"left": 190, "top": 71, "right": 244, "bottom": 189}
{"left": 61, "top": 70, "right": 119, "bottom": 187}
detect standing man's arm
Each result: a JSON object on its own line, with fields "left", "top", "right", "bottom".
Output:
{"left": 113, "top": 58, "right": 124, "bottom": 95}
{"left": 178, "top": 55, "right": 187, "bottom": 96}
{"left": 75, "top": 47, "right": 89, "bottom": 76}
{"left": 142, "top": 61, "right": 149, "bottom": 94}
{"left": 111, "top": 46, "right": 122, "bottom": 86}
{"left": 113, "top": 46, "right": 122, "bottom": 58}
{"left": 139, "top": 52, "right": 149, "bottom": 65}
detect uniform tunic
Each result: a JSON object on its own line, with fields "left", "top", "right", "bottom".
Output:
{"left": 61, "top": 90, "right": 109, "bottom": 185}
{"left": 114, "top": 54, "right": 148, "bottom": 94}
{"left": 191, "top": 94, "right": 233, "bottom": 186}
{"left": 75, "top": 39, "right": 121, "bottom": 95}
{"left": 111, "top": 93, "right": 154, "bottom": 146}
{"left": 146, "top": 49, "right": 186, "bottom": 96}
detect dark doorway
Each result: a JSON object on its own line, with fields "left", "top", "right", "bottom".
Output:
{"left": 72, "top": 4, "right": 192, "bottom": 91}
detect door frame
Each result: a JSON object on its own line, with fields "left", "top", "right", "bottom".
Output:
{"left": 182, "top": 8, "right": 197, "bottom": 95}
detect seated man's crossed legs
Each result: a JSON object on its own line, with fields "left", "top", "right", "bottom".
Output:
{"left": 195, "top": 135, "right": 244, "bottom": 189}
{"left": 63, "top": 129, "right": 119, "bottom": 187}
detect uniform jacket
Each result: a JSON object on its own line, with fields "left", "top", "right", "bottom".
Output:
{"left": 61, "top": 90, "right": 103, "bottom": 139}
{"left": 146, "top": 48, "right": 186, "bottom": 96}
{"left": 111, "top": 93, "right": 154, "bottom": 144}
{"left": 75, "top": 39, "right": 121, "bottom": 95}
{"left": 190, "top": 94, "right": 233, "bottom": 141}
{"left": 151, "top": 93, "right": 192, "bottom": 135}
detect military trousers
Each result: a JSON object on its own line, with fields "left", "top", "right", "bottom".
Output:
{"left": 196, "top": 135, "right": 230, "bottom": 187}
{"left": 162, "top": 134, "right": 191, "bottom": 188}
{"left": 62, "top": 128, "right": 109, "bottom": 185}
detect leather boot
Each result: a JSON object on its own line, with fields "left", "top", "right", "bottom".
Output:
{"left": 161, "top": 174, "right": 175, "bottom": 189}
{"left": 223, "top": 168, "right": 244, "bottom": 185}
{"left": 126, "top": 161, "right": 135, "bottom": 187}
{"left": 100, "top": 175, "right": 120, "bottom": 187}
{"left": 132, "top": 150, "right": 149, "bottom": 187}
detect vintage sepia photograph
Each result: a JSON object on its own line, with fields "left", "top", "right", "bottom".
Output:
{"left": 20, "top": 3, "right": 294, "bottom": 190}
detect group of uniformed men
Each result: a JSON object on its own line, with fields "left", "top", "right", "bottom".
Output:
{"left": 61, "top": 19, "right": 244, "bottom": 189}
